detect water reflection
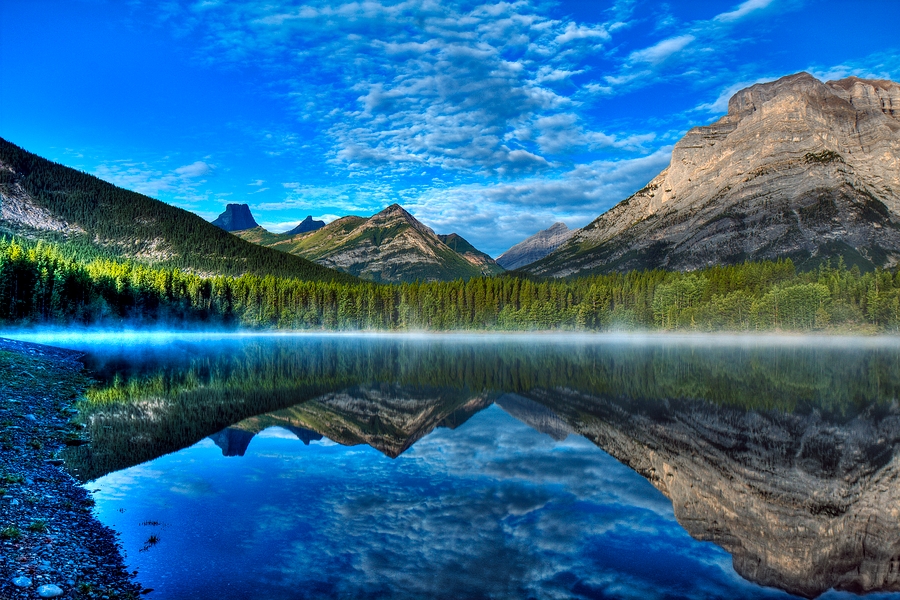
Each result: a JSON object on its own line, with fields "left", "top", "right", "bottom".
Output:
{"left": 49, "top": 334, "right": 900, "bottom": 598}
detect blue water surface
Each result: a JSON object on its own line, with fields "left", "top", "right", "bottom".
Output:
{"left": 9, "top": 332, "right": 899, "bottom": 600}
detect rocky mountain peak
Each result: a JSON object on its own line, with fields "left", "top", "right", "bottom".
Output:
{"left": 727, "top": 72, "right": 826, "bottom": 116}
{"left": 211, "top": 203, "right": 258, "bottom": 232}
{"left": 526, "top": 71, "right": 900, "bottom": 276}
{"left": 828, "top": 76, "right": 900, "bottom": 122}
{"left": 236, "top": 202, "right": 500, "bottom": 282}
{"left": 369, "top": 203, "right": 436, "bottom": 237}
{"left": 497, "top": 222, "right": 574, "bottom": 270}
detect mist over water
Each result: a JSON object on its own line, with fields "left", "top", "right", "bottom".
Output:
{"left": 8, "top": 331, "right": 900, "bottom": 599}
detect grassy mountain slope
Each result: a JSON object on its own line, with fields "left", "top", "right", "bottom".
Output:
{"left": 438, "top": 233, "right": 504, "bottom": 276}
{"left": 235, "top": 204, "right": 497, "bottom": 282}
{"left": 0, "top": 137, "right": 354, "bottom": 281}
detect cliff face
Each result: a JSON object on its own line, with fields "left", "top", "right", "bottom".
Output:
{"left": 236, "top": 204, "right": 496, "bottom": 282}
{"left": 526, "top": 389, "right": 900, "bottom": 598}
{"left": 211, "top": 204, "right": 259, "bottom": 232}
{"left": 528, "top": 73, "right": 900, "bottom": 276}
{"left": 496, "top": 222, "right": 573, "bottom": 270}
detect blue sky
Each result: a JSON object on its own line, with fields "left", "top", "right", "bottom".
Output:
{"left": 2, "top": 0, "right": 899, "bottom": 256}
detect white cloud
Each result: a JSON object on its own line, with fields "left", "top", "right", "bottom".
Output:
{"left": 629, "top": 35, "right": 695, "bottom": 65}
{"left": 407, "top": 147, "right": 673, "bottom": 255}
{"left": 554, "top": 22, "right": 610, "bottom": 45}
{"left": 713, "top": 0, "right": 775, "bottom": 23}
{"left": 173, "top": 160, "right": 213, "bottom": 178}
{"left": 160, "top": 0, "right": 650, "bottom": 176}
{"left": 807, "top": 50, "right": 900, "bottom": 84}
{"left": 93, "top": 158, "right": 215, "bottom": 202}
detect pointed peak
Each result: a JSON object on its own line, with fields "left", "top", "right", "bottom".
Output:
{"left": 285, "top": 215, "right": 326, "bottom": 235}
{"left": 370, "top": 203, "right": 436, "bottom": 237}
{"left": 378, "top": 203, "right": 408, "bottom": 216}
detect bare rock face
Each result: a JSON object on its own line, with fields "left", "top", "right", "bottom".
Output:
{"left": 211, "top": 204, "right": 258, "bottom": 232}
{"left": 496, "top": 222, "right": 572, "bottom": 270}
{"left": 238, "top": 203, "right": 495, "bottom": 282}
{"left": 528, "top": 73, "right": 900, "bottom": 276}
{"left": 495, "top": 393, "right": 571, "bottom": 441}
{"left": 527, "top": 389, "right": 900, "bottom": 598}
{"left": 0, "top": 180, "right": 85, "bottom": 235}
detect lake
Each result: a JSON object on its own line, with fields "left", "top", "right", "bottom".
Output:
{"left": 14, "top": 332, "right": 900, "bottom": 600}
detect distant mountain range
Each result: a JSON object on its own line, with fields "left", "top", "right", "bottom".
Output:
{"left": 0, "top": 138, "right": 352, "bottom": 281}
{"left": 5, "top": 70, "right": 899, "bottom": 284}
{"left": 496, "top": 222, "right": 573, "bottom": 270}
{"left": 284, "top": 215, "right": 325, "bottom": 235}
{"left": 230, "top": 203, "right": 503, "bottom": 283}
{"left": 524, "top": 73, "right": 900, "bottom": 276}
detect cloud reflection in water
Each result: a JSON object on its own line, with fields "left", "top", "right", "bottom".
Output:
{"left": 93, "top": 405, "right": 836, "bottom": 600}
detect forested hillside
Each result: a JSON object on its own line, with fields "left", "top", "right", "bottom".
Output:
{"left": 0, "top": 138, "right": 353, "bottom": 282}
{"left": 2, "top": 237, "right": 898, "bottom": 331}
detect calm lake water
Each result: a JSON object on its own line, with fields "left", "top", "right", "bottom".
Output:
{"left": 13, "top": 332, "right": 900, "bottom": 600}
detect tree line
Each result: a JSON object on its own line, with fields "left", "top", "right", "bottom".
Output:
{"left": 1, "top": 236, "right": 899, "bottom": 331}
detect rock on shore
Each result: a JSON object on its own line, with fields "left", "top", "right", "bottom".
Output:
{"left": 0, "top": 338, "right": 142, "bottom": 599}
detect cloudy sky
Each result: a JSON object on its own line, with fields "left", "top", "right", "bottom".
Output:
{"left": 2, "top": 0, "right": 898, "bottom": 256}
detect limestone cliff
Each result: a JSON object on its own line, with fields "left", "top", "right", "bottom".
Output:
{"left": 528, "top": 73, "right": 900, "bottom": 276}
{"left": 526, "top": 389, "right": 900, "bottom": 598}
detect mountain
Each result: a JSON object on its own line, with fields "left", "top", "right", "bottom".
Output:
{"left": 211, "top": 203, "right": 258, "bottom": 231}
{"left": 526, "top": 73, "right": 900, "bottom": 277}
{"left": 437, "top": 233, "right": 504, "bottom": 275}
{"left": 235, "top": 203, "right": 500, "bottom": 282}
{"left": 496, "top": 222, "right": 573, "bottom": 270}
{"left": 0, "top": 138, "right": 353, "bottom": 281}
{"left": 526, "top": 387, "right": 900, "bottom": 598}
{"left": 218, "top": 386, "right": 494, "bottom": 458}
{"left": 284, "top": 215, "right": 325, "bottom": 235}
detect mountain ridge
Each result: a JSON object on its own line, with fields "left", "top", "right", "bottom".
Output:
{"left": 235, "top": 203, "right": 503, "bottom": 282}
{"left": 0, "top": 137, "right": 353, "bottom": 281}
{"left": 526, "top": 72, "right": 900, "bottom": 277}
{"left": 285, "top": 215, "right": 326, "bottom": 235}
{"left": 497, "top": 222, "right": 573, "bottom": 270}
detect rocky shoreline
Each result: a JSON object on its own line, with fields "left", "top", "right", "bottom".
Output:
{"left": 0, "top": 338, "right": 143, "bottom": 600}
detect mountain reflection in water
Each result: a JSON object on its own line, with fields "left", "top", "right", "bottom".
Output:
{"left": 54, "top": 334, "right": 900, "bottom": 599}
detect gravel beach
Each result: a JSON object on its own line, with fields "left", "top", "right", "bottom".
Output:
{"left": 0, "top": 338, "right": 142, "bottom": 600}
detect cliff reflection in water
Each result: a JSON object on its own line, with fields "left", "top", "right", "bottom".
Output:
{"left": 66, "top": 335, "right": 900, "bottom": 598}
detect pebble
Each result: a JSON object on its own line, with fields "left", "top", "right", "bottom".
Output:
{"left": 0, "top": 339, "right": 142, "bottom": 600}
{"left": 37, "top": 584, "right": 64, "bottom": 598}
